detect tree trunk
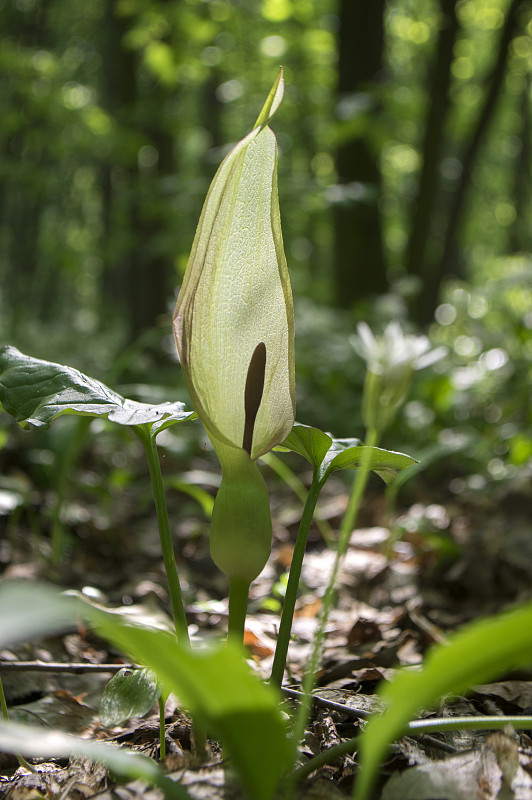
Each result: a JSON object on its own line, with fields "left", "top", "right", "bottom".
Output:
{"left": 99, "top": 0, "right": 139, "bottom": 327}
{"left": 406, "top": 0, "right": 460, "bottom": 324}
{"left": 99, "top": 0, "right": 179, "bottom": 344}
{"left": 333, "top": 0, "right": 388, "bottom": 308}
{"left": 417, "top": 0, "right": 528, "bottom": 323}
{"left": 509, "top": 73, "right": 532, "bottom": 253}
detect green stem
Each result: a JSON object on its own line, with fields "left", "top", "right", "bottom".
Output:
{"left": 50, "top": 417, "right": 93, "bottom": 563}
{"left": 286, "top": 429, "right": 380, "bottom": 795}
{"left": 158, "top": 695, "right": 166, "bottom": 761}
{"left": 0, "top": 675, "right": 10, "bottom": 721}
{"left": 228, "top": 577, "right": 250, "bottom": 644}
{"left": 291, "top": 715, "right": 532, "bottom": 784}
{"left": 270, "top": 478, "right": 322, "bottom": 688}
{"left": 338, "top": 428, "right": 379, "bottom": 556}
{"left": 0, "top": 675, "right": 36, "bottom": 773}
{"left": 135, "top": 426, "right": 190, "bottom": 647}
{"left": 261, "top": 452, "right": 334, "bottom": 547}
{"left": 407, "top": 715, "right": 532, "bottom": 733}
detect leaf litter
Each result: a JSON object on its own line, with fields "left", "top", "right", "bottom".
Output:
{"left": 2, "top": 436, "right": 532, "bottom": 799}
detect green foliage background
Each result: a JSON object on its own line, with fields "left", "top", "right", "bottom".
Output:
{"left": 1, "top": 0, "right": 532, "bottom": 486}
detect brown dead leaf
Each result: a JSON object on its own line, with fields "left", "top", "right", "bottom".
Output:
{"left": 473, "top": 682, "right": 532, "bottom": 712}
{"left": 276, "top": 544, "right": 294, "bottom": 569}
{"left": 346, "top": 618, "right": 382, "bottom": 648}
{"left": 295, "top": 598, "right": 322, "bottom": 618}
{"left": 242, "top": 629, "right": 274, "bottom": 659}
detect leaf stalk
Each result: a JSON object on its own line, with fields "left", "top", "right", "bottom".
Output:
{"left": 135, "top": 425, "right": 190, "bottom": 647}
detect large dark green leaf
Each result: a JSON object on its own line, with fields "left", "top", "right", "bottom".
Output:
{"left": 0, "top": 346, "right": 193, "bottom": 430}
{"left": 278, "top": 422, "right": 416, "bottom": 485}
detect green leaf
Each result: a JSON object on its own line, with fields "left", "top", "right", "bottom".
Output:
{"left": 253, "top": 66, "right": 284, "bottom": 129}
{"left": 0, "top": 581, "right": 85, "bottom": 647}
{"left": 99, "top": 668, "right": 160, "bottom": 728}
{"left": 276, "top": 422, "right": 333, "bottom": 470}
{"left": 323, "top": 441, "right": 416, "bottom": 485}
{"left": 0, "top": 582, "right": 290, "bottom": 800}
{"left": 354, "top": 601, "right": 532, "bottom": 800}
{"left": 0, "top": 721, "right": 190, "bottom": 800}
{"left": 278, "top": 422, "right": 416, "bottom": 484}
{"left": 0, "top": 346, "right": 193, "bottom": 430}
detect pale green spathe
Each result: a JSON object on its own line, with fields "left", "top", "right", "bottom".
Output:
{"left": 173, "top": 70, "right": 295, "bottom": 461}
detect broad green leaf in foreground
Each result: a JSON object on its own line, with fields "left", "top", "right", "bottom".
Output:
{"left": 0, "top": 582, "right": 290, "bottom": 800}
{"left": 354, "top": 601, "right": 532, "bottom": 800}
{"left": 0, "top": 721, "right": 190, "bottom": 800}
{"left": 95, "top": 618, "right": 291, "bottom": 800}
{"left": 0, "top": 582, "right": 84, "bottom": 648}
{"left": 278, "top": 422, "right": 416, "bottom": 484}
{"left": 0, "top": 346, "right": 193, "bottom": 431}
{"left": 99, "top": 667, "right": 161, "bottom": 728}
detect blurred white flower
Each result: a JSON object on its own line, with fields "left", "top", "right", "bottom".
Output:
{"left": 354, "top": 321, "right": 446, "bottom": 375}
{"left": 352, "top": 322, "right": 446, "bottom": 434}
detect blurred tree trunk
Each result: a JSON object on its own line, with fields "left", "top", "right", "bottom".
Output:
{"left": 333, "top": 0, "right": 388, "bottom": 308}
{"left": 100, "top": 0, "right": 139, "bottom": 326}
{"left": 2, "top": 2, "right": 48, "bottom": 333}
{"left": 509, "top": 72, "right": 532, "bottom": 252}
{"left": 415, "top": 0, "right": 528, "bottom": 323}
{"left": 100, "top": 0, "right": 178, "bottom": 344}
{"left": 202, "top": 70, "right": 223, "bottom": 157}
{"left": 406, "top": 0, "right": 459, "bottom": 324}
{"left": 132, "top": 86, "right": 177, "bottom": 343}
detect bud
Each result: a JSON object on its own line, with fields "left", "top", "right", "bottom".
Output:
{"left": 173, "top": 70, "right": 295, "bottom": 584}
{"left": 353, "top": 322, "right": 446, "bottom": 434}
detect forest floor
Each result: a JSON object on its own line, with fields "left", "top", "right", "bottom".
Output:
{"left": 1, "top": 441, "right": 532, "bottom": 800}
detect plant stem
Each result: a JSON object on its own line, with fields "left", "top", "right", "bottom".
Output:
{"left": 0, "top": 676, "right": 10, "bottom": 721}
{"left": 158, "top": 695, "right": 166, "bottom": 761}
{"left": 270, "top": 478, "right": 322, "bottom": 688}
{"left": 290, "top": 715, "right": 532, "bottom": 784}
{"left": 286, "top": 429, "right": 380, "bottom": 794}
{"left": 0, "top": 675, "right": 36, "bottom": 773}
{"left": 407, "top": 715, "right": 532, "bottom": 733}
{"left": 135, "top": 426, "right": 190, "bottom": 647}
{"left": 261, "top": 452, "right": 333, "bottom": 547}
{"left": 228, "top": 577, "right": 250, "bottom": 644}
{"left": 50, "top": 417, "right": 92, "bottom": 563}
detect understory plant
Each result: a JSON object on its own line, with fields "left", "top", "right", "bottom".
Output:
{"left": 2, "top": 71, "right": 532, "bottom": 800}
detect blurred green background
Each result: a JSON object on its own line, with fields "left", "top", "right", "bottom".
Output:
{"left": 1, "top": 0, "right": 532, "bottom": 490}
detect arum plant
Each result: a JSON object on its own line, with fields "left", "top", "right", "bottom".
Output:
{"left": 173, "top": 68, "right": 295, "bottom": 642}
